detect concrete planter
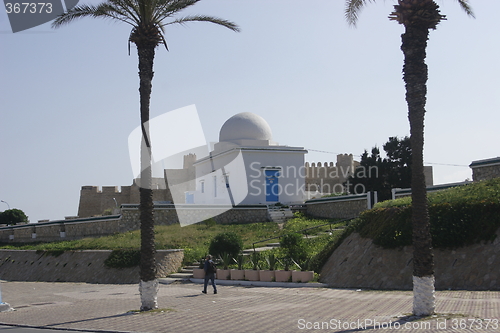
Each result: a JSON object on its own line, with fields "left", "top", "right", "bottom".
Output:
{"left": 244, "top": 269, "right": 260, "bottom": 281}
{"left": 275, "top": 270, "right": 292, "bottom": 282}
{"left": 230, "top": 269, "right": 245, "bottom": 280}
{"left": 217, "top": 269, "right": 230, "bottom": 280}
{"left": 192, "top": 268, "right": 205, "bottom": 279}
{"left": 259, "top": 270, "right": 275, "bottom": 282}
{"left": 292, "top": 270, "right": 314, "bottom": 283}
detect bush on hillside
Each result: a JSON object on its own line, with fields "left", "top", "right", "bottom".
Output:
{"left": 311, "top": 178, "right": 500, "bottom": 273}
{"left": 208, "top": 232, "right": 243, "bottom": 259}
{"left": 280, "top": 232, "right": 307, "bottom": 262}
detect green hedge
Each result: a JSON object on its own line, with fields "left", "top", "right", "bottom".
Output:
{"left": 353, "top": 201, "right": 500, "bottom": 249}
{"left": 104, "top": 249, "right": 141, "bottom": 269}
{"left": 313, "top": 178, "right": 500, "bottom": 273}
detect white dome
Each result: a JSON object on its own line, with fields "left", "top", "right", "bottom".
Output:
{"left": 219, "top": 112, "right": 273, "bottom": 142}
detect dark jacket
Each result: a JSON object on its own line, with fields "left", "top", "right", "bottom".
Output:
{"left": 204, "top": 260, "right": 215, "bottom": 274}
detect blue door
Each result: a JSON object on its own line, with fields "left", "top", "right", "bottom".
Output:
{"left": 265, "top": 170, "right": 279, "bottom": 202}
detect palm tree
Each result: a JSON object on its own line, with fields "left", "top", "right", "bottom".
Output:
{"left": 345, "top": 0, "right": 473, "bottom": 316}
{"left": 52, "top": 0, "right": 239, "bottom": 311}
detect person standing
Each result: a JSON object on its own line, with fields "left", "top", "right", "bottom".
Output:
{"left": 202, "top": 255, "right": 217, "bottom": 294}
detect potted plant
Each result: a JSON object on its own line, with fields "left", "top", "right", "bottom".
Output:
{"left": 291, "top": 258, "right": 314, "bottom": 282}
{"left": 192, "top": 257, "right": 206, "bottom": 279}
{"left": 230, "top": 254, "right": 245, "bottom": 280}
{"left": 244, "top": 251, "right": 260, "bottom": 281}
{"left": 259, "top": 253, "right": 276, "bottom": 282}
{"left": 275, "top": 257, "right": 293, "bottom": 282}
{"left": 216, "top": 252, "right": 231, "bottom": 280}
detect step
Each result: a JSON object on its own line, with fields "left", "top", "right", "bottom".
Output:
{"left": 168, "top": 272, "right": 193, "bottom": 279}
{"left": 266, "top": 242, "right": 280, "bottom": 247}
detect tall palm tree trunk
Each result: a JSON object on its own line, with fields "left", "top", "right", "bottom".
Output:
{"left": 401, "top": 24, "right": 435, "bottom": 316}
{"left": 137, "top": 42, "right": 158, "bottom": 311}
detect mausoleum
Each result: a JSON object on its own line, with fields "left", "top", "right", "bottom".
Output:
{"left": 189, "top": 112, "right": 308, "bottom": 205}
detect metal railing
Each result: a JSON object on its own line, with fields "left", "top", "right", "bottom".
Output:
{"left": 251, "top": 216, "right": 357, "bottom": 252}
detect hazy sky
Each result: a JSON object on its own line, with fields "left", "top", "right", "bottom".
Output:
{"left": 1, "top": 0, "right": 498, "bottom": 223}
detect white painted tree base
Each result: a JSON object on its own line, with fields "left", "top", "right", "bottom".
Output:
{"left": 0, "top": 302, "right": 12, "bottom": 312}
{"left": 413, "top": 275, "right": 435, "bottom": 316}
{"left": 139, "top": 279, "right": 159, "bottom": 311}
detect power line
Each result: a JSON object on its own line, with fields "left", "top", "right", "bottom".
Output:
{"left": 306, "top": 148, "right": 469, "bottom": 167}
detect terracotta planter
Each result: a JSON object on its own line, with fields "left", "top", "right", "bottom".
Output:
{"left": 274, "top": 270, "right": 292, "bottom": 282}
{"left": 230, "top": 269, "right": 245, "bottom": 280}
{"left": 292, "top": 270, "right": 314, "bottom": 283}
{"left": 217, "top": 269, "right": 230, "bottom": 280}
{"left": 244, "top": 269, "right": 260, "bottom": 281}
{"left": 259, "top": 270, "right": 275, "bottom": 282}
{"left": 192, "top": 268, "right": 205, "bottom": 279}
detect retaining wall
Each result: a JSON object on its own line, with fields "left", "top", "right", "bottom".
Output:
{"left": 0, "top": 249, "right": 183, "bottom": 284}
{"left": 320, "top": 230, "right": 500, "bottom": 290}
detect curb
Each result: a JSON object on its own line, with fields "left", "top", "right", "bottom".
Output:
{"left": 187, "top": 278, "right": 328, "bottom": 288}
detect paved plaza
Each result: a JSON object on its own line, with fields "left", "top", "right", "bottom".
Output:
{"left": 0, "top": 280, "right": 499, "bottom": 333}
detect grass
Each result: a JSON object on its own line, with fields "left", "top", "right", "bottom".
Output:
{"left": 0, "top": 214, "right": 347, "bottom": 268}
{"left": 0, "top": 221, "right": 281, "bottom": 265}
{"left": 375, "top": 177, "right": 500, "bottom": 208}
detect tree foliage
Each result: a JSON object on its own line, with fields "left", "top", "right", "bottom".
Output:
{"left": 208, "top": 231, "right": 243, "bottom": 259}
{"left": 347, "top": 136, "right": 411, "bottom": 201}
{"left": 0, "top": 209, "right": 28, "bottom": 225}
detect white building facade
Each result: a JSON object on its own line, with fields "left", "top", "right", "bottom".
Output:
{"left": 192, "top": 112, "right": 307, "bottom": 206}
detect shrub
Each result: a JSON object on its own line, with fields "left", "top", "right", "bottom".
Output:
{"left": 208, "top": 232, "right": 243, "bottom": 259}
{"left": 280, "top": 232, "right": 307, "bottom": 262}
{"left": 104, "top": 249, "right": 141, "bottom": 269}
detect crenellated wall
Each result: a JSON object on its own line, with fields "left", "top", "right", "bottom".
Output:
{"left": 305, "top": 154, "right": 358, "bottom": 194}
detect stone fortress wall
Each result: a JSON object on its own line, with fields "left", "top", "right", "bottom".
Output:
{"left": 305, "top": 154, "right": 358, "bottom": 194}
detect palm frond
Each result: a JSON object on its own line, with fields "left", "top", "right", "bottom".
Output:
{"left": 165, "top": 15, "right": 240, "bottom": 32}
{"left": 345, "top": 0, "right": 376, "bottom": 27}
{"left": 456, "top": 0, "right": 475, "bottom": 18}
{"left": 52, "top": 3, "right": 135, "bottom": 28}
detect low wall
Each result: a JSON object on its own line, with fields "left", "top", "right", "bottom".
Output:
{"left": 392, "top": 182, "right": 471, "bottom": 200}
{"left": 305, "top": 193, "right": 369, "bottom": 219}
{"left": 120, "top": 204, "right": 269, "bottom": 230}
{"left": 0, "top": 215, "right": 123, "bottom": 243}
{"left": 0, "top": 249, "right": 183, "bottom": 284}
{"left": 0, "top": 205, "right": 270, "bottom": 243}
{"left": 320, "top": 230, "right": 500, "bottom": 290}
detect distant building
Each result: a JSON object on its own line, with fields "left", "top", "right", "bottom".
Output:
{"left": 189, "top": 112, "right": 307, "bottom": 205}
{"left": 470, "top": 157, "right": 500, "bottom": 181}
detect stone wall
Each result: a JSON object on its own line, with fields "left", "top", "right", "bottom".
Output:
{"left": 0, "top": 249, "right": 183, "bottom": 284}
{"left": 120, "top": 204, "right": 269, "bottom": 230}
{"left": 320, "top": 230, "right": 500, "bottom": 290}
{"left": 0, "top": 215, "right": 122, "bottom": 243}
{"left": 305, "top": 193, "right": 370, "bottom": 219}
{"left": 470, "top": 157, "right": 500, "bottom": 181}
{"left": 0, "top": 205, "right": 270, "bottom": 243}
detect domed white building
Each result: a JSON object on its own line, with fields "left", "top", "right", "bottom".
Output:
{"left": 192, "top": 112, "right": 308, "bottom": 205}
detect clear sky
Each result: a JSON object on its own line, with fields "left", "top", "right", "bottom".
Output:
{"left": 1, "top": 0, "right": 498, "bottom": 223}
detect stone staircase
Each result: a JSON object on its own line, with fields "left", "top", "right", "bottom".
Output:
{"left": 167, "top": 264, "right": 198, "bottom": 280}
{"left": 267, "top": 206, "right": 294, "bottom": 223}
